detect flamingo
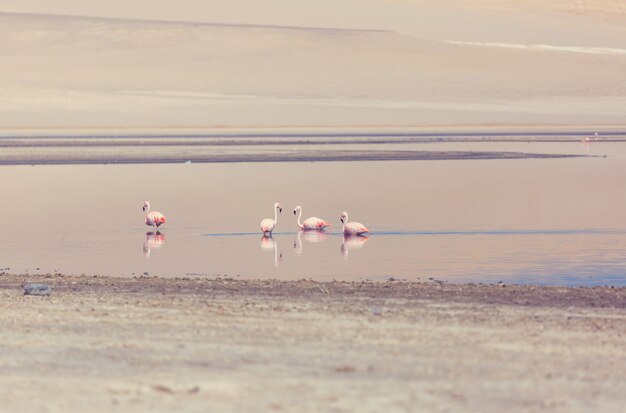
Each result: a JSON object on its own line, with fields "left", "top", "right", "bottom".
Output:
{"left": 260, "top": 202, "right": 282, "bottom": 235}
{"left": 340, "top": 211, "right": 369, "bottom": 236}
{"left": 143, "top": 201, "right": 166, "bottom": 229}
{"left": 293, "top": 205, "right": 331, "bottom": 230}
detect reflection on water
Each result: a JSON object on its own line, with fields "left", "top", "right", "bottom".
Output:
{"left": 260, "top": 235, "right": 282, "bottom": 267}
{"left": 143, "top": 231, "right": 166, "bottom": 257}
{"left": 293, "top": 230, "right": 330, "bottom": 255}
{"left": 341, "top": 235, "right": 370, "bottom": 259}
{"left": 2, "top": 140, "right": 626, "bottom": 286}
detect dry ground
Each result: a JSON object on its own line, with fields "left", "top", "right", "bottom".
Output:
{"left": 0, "top": 274, "right": 625, "bottom": 412}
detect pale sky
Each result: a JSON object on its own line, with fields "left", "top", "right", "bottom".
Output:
{"left": 1, "top": 0, "right": 623, "bottom": 46}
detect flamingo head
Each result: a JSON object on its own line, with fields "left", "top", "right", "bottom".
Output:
{"left": 293, "top": 205, "right": 302, "bottom": 215}
{"left": 274, "top": 202, "right": 282, "bottom": 213}
{"left": 340, "top": 211, "right": 348, "bottom": 224}
{"left": 142, "top": 201, "right": 150, "bottom": 212}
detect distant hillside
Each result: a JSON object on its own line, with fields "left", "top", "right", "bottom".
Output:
{"left": 2, "top": 12, "right": 625, "bottom": 128}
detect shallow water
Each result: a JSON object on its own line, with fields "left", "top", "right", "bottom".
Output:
{"left": 1, "top": 141, "right": 625, "bottom": 286}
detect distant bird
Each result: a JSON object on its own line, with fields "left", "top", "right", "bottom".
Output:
{"left": 582, "top": 132, "right": 600, "bottom": 143}
{"left": 340, "top": 211, "right": 369, "bottom": 236}
{"left": 293, "top": 205, "right": 331, "bottom": 230}
{"left": 260, "top": 202, "right": 282, "bottom": 235}
{"left": 143, "top": 201, "right": 166, "bottom": 229}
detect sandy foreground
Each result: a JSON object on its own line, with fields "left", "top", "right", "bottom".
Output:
{"left": 1, "top": 274, "right": 624, "bottom": 413}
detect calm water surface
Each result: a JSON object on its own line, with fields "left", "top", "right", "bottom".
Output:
{"left": 1, "top": 141, "right": 625, "bottom": 286}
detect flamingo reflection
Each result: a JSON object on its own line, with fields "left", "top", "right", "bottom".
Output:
{"left": 293, "top": 230, "right": 330, "bottom": 255}
{"left": 341, "top": 234, "right": 369, "bottom": 259}
{"left": 260, "top": 235, "right": 282, "bottom": 267}
{"left": 143, "top": 231, "right": 166, "bottom": 257}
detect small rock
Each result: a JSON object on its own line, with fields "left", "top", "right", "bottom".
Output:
{"left": 368, "top": 305, "right": 383, "bottom": 316}
{"left": 334, "top": 365, "right": 356, "bottom": 373}
{"left": 24, "top": 283, "right": 51, "bottom": 296}
{"left": 151, "top": 385, "right": 174, "bottom": 394}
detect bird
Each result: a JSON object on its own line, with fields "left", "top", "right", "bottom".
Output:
{"left": 293, "top": 205, "right": 331, "bottom": 230}
{"left": 260, "top": 202, "right": 282, "bottom": 235}
{"left": 340, "top": 211, "right": 369, "bottom": 236}
{"left": 143, "top": 201, "right": 166, "bottom": 229}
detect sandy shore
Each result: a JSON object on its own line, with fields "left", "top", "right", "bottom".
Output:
{"left": 1, "top": 274, "right": 624, "bottom": 412}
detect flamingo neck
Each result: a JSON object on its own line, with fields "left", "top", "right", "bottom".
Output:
{"left": 296, "top": 209, "right": 303, "bottom": 228}
{"left": 145, "top": 205, "right": 151, "bottom": 214}
{"left": 342, "top": 214, "right": 348, "bottom": 232}
{"left": 274, "top": 207, "right": 278, "bottom": 224}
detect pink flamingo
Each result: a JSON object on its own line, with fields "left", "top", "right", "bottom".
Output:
{"left": 293, "top": 205, "right": 331, "bottom": 230}
{"left": 340, "top": 211, "right": 369, "bottom": 236}
{"left": 260, "top": 202, "right": 282, "bottom": 235}
{"left": 143, "top": 201, "right": 166, "bottom": 229}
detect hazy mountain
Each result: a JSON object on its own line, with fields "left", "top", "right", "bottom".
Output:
{"left": 2, "top": 12, "right": 625, "bottom": 128}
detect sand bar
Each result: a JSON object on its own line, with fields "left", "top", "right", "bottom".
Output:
{"left": 0, "top": 148, "right": 588, "bottom": 165}
{"left": 0, "top": 130, "right": 606, "bottom": 165}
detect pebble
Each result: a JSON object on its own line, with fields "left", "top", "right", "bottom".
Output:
{"left": 369, "top": 305, "right": 383, "bottom": 316}
{"left": 24, "top": 283, "right": 51, "bottom": 296}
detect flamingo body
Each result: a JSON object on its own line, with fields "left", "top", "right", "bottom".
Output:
{"left": 301, "top": 216, "right": 331, "bottom": 230}
{"left": 261, "top": 202, "right": 282, "bottom": 235}
{"left": 260, "top": 218, "right": 275, "bottom": 234}
{"left": 143, "top": 201, "right": 166, "bottom": 229}
{"left": 293, "top": 205, "right": 330, "bottom": 230}
{"left": 145, "top": 211, "right": 166, "bottom": 228}
{"left": 340, "top": 211, "right": 369, "bottom": 236}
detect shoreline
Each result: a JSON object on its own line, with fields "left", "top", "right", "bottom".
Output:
{"left": 2, "top": 273, "right": 625, "bottom": 308}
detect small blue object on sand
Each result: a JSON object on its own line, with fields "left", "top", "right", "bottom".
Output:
{"left": 24, "top": 283, "right": 51, "bottom": 296}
